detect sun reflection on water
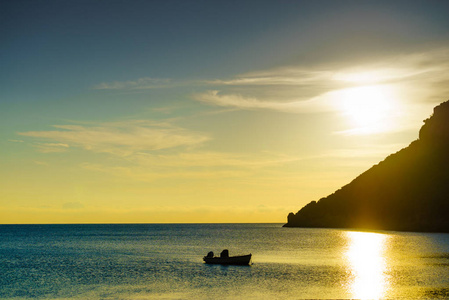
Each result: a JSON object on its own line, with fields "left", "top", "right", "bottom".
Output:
{"left": 346, "top": 231, "right": 390, "bottom": 300}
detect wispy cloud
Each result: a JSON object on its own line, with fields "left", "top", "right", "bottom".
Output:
{"left": 332, "top": 47, "right": 449, "bottom": 89}
{"left": 80, "top": 151, "right": 301, "bottom": 182}
{"left": 78, "top": 144, "right": 399, "bottom": 183}
{"left": 319, "top": 143, "right": 407, "bottom": 160}
{"left": 198, "top": 46, "right": 449, "bottom": 111}
{"left": 188, "top": 46, "right": 449, "bottom": 140}
{"left": 206, "top": 69, "right": 333, "bottom": 86}
{"left": 92, "top": 77, "right": 172, "bottom": 90}
{"left": 81, "top": 162, "right": 252, "bottom": 182}
{"left": 35, "top": 143, "right": 70, "bottom": 153}
{"left": 19, "top": 120, "right": 209, "bottom": 156}
{"left": 193, "top": 90, "right": 336, "bottom": 114}
{"left": 131, "top": 151, "right": 299, "bottom": 168}
{"left": 19, "top": 118, "right": 306, "bottom": 181}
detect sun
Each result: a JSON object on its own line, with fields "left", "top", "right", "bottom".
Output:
{"left": 337, "top": 85, "right": 397, "bottom": 135}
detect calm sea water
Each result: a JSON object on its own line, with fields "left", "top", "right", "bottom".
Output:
{"left": 1, "top": 224, "right": 449, "bottom": 299}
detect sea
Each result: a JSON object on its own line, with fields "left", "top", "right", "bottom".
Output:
{"left": 1, "top": 223, "right": 449, "bottom": 299}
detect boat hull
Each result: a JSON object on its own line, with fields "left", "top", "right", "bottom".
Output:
{"left": 203, "top": 254, "right": 252, "bottom": 265}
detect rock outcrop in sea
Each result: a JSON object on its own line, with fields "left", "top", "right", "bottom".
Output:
{"left": 284, "top": 100, "right": 449, "bottom": 233}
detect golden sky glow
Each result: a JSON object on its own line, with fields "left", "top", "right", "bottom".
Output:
{"left": 2, "top": 1, "right": 449, "bottom": 223}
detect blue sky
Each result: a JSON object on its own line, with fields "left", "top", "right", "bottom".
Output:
{"left": 2, "top": 0, "right": 449, "bottom": 223}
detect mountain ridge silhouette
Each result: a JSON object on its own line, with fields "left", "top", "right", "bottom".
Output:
{"left": 284, "top": 100, "right": 449, "bottom": 233}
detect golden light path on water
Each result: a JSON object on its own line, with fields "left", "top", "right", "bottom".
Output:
{"left": 346, "top": 231, "right": 390, "bottom": 299}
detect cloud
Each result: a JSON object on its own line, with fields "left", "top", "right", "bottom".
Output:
{"left": 35, "top": 143, "right": 70, "bottom": 153}
{"left": 332, "top": 47, "right": 449, "bottom": 88}
{"left": 79, "top": 151, "right": 302, "bottom": 182}
{"left": 19, "top": 120, "right": 209, "bottom": 156}
{"left": 92, "top": 77, "right": 172, "bottom": 90}
{"left": 193, "top": 90, "right": 336, "bottom": 114}
{"left": 77, "top": 143, "right": 403, "bottom": 186}
{"left": 199, "top": 46, "right": 449, "bottom": 110}
{"left": 81, "top": 162, "right": 252, "bottom": 182}
{"left": 319, "top": 143, "right": 407, "bottom": 160}
{"left": 206, "top": 69, "right": 333, "bottom": 86}
{"left": 18, "top": 118, "right": 305, "bottom": 182}
{"left": 188, "top": 46, "right": 449, "bottom": 140}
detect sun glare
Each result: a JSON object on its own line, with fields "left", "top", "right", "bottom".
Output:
{"left": 346, "top": 231, "right": 390, "bottom": 299}
{"left": 336, "top": 85, "right": 398, "bottom": 135}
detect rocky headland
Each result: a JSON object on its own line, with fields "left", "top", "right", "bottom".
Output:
{"left": 284, "top": 100, "right": 449, "bottom": 233}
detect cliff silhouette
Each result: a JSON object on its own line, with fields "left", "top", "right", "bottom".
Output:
{"left": 284, "top": 100, "right": 449, "bottom": 233}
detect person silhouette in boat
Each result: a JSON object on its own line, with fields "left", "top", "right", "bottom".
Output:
{"left": 203, "top": 249, "right": 251, "bottom": 265}
{"left": 220, "top": 249, "right": 229, "bottom": 258}
{"left": 205, "top": 250, "right": 229, "bottom": 258}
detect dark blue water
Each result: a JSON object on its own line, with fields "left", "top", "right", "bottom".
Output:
{"left": 1, "top": 224, "right": 449, "bottom": 299}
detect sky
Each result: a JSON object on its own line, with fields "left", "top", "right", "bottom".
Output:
{"left": 2, "top": 0, "right": 449, "bottom": 224}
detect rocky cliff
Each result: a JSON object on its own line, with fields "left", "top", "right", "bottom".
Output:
{"left": 284, "top": 100, "right": 449, "bottom": 233}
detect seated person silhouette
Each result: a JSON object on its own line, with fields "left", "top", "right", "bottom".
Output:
{"left": 220, "top": 249, "right": 229, "bottom": 258}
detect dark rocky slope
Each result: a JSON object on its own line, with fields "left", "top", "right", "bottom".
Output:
{"left": 284, "top": 100, "right": 449, "bottom": 233}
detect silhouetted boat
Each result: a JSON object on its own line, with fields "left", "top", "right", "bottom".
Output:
{"left": 203, "top": 249, "right": 252, "bottom": 265}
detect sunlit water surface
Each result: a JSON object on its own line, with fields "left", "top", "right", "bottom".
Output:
{"left": 1, "top": 224, "right": 449, "bottom": 299}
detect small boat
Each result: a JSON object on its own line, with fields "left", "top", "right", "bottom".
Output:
{"left": 203, "top": 249, "right": 252, "bottom": 265}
